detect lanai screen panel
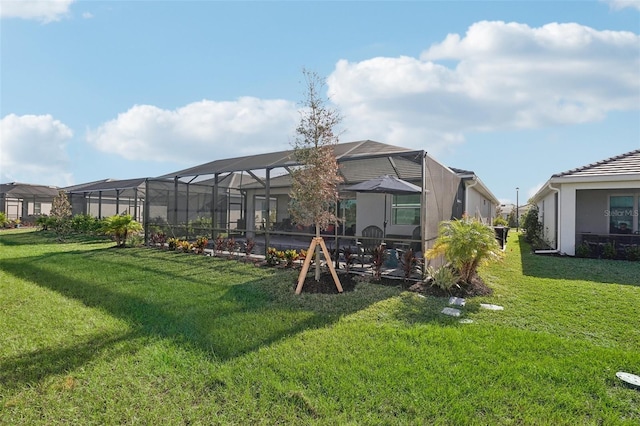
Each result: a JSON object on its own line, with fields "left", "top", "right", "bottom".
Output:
{"left": 146, "top": 179, "right": 214, "bottom": 237}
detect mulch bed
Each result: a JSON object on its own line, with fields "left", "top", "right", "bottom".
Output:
{"left": 294, "top": 271, "right": 493, "bottom": 297}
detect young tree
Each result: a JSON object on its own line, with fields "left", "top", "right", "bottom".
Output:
{"left": 50, "top": 190, "right": 72, "bottom": 240}
{"left": 289, "top": 69, "right": 343, "bottom": 281}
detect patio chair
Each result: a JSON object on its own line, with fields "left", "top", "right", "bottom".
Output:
{"left": 357, "top": 225, "right": 384, "bottom": 266}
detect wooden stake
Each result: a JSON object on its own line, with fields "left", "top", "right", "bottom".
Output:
{"left": 295, "top": 237, "right": 343, "bottom": 294}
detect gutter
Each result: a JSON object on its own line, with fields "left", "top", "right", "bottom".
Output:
{"left": 464, "top": 177, "right": 478, "bottom": 217}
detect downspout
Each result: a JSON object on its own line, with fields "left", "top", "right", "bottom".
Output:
{"left": 464, "top": 177, "right": 478, "bottom": 219}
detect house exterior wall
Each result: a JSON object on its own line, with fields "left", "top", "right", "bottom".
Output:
{"left": 2, "top": 197, "right": 22, "bottom": 220}
{"left": 536, "top": 191, "right": 557, "bottom": 248}
{"left": 550, "top": 180, "right": 640, "bottom": 256}
{"left": 466, "top": 186, "right": 495, "bottom": 224}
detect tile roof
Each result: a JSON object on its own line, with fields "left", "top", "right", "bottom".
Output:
{"left": 552, "top": 149, "right": 640, "bottom": 178}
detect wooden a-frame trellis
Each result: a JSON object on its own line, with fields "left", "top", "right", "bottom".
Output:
{"left": 295, "top": 237, "right": 343, "bottom": 294}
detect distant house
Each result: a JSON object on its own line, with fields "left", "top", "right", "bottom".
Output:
{"left": 531, "top": 149, "right": 640, "bottom": 255}
{"left": 0, "top": 182, "right": 59, "bottom": 223}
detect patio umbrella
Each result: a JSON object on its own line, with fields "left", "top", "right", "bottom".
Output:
{"left": 345, "top": 175, "right": 421, "bottom": 239}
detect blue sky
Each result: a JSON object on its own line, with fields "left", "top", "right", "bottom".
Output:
{"left": 1, "top": 0, "right": 639, "bottom": 204}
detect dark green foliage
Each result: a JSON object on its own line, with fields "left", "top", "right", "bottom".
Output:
{"left": 521, "top": 205, "right": 544, "bottom": 246}
{"left": 50, "top": 190, "right": 72, "bottom": 240}
{"left": 507, "top": 209, "right": 518, "bottom": 228}
{"left": 625, "top": 245, "right": 640, "bottom": 261}
{"left": 575, "top": 242, "right": 592, "bottom": 258}
{"left": 71, "top": 214, "right": 103, "bottom": 234}
{"left": 602, "top": 242, "right": 617, "bottom": 260}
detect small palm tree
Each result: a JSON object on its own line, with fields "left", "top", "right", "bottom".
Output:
{"left": 102, "top": 214, "right": 142, "bottom": 248}
{"left": 426, "top": 217, "right": 504, "bottom": 283}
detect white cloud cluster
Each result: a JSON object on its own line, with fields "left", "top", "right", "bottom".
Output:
{"left": 329, "top": 21, "right": 640, "bottom": 154}
{"left": 0, "top": 0, "right": 75, "bottom": 23}
{"left": 0, "top": 114, "right": 73, "bottom": 186}
{"left": 604, "top": 0, "right": 640, "bottom": 11}
{"left": 86, "top": 97, "right": 299, "bottom": 164}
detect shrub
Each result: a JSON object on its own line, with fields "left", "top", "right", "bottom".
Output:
{"left": 194, "top": 236, "right": 209, "bottom": 254}
{"left": 575, "top": 242, "right": 592, "bottom": 258}
{"left": 371, "top": 244, "right": 386, "bottom": 280}
{"left": 71, "top": 214, "right": 103, "bottom": 234}
{"left": 426, "top": 218, "right": 504, "bottom": 283}
{"left": 266, "top": 247, "right": 284, "bottom": 267}
{"left": 0, "top": 212, "right": 6, "bottom": 227}
{"left": 521, "top": 205, "right": 544, "bottom": 245}
{"left": 493, "top": 216, "right": 508, "bottom": 227}
{"left": 342, "top": 246, "right": 357, "bottom": 273}
{"left": 127, "top": 234, "right": 145, "bottom": 248}
{"left": 226, "top": 237, "right": 237, "bottom": 256}
{"left": 150, "top": 232, "right": 167, "bottom": 248}
{"left": 284, "top": 249, "right": 299, "bottom": 267}
{"left": 602, "top": 242, "right": 617, "bottom": 260}
{"left": 625, "top": 245, "right": 640, "bottom": 261}
{"left": 214, "top": 236, "right": 226, "bottom": 255}
{"left": 244, "top": 238, "right": 256, "bottom": 256}
{"left": 178, "top": 240, "right": 192, "bottom": 253}
{"left": 427, "top": 265, "right": 460, "bottom": 292}
{"left": 167, "top": 237, "right": 179, "bottom": 251}
{"left": 400, "top": 248, "right": 418, "bottom": 282}
{"left": 102, "top": 214, "right": 143, "bottom": 248}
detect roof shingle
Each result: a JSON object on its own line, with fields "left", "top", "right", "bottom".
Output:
{"left": 552, "top": 149, "right": 640, "bottom": 178}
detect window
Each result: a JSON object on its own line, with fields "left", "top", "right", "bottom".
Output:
{"left": 608, "top": 196, "right": 634, "bottom": 233}
{"left": 392, "top": 194, "right": 420, "bottom": 225}
{"left": 34, "top": 202, "right": 41, "bottom": 215}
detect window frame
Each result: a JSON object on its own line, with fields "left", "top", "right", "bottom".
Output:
{"left": 391, "top": 194, "right": 420, "bottom": 226}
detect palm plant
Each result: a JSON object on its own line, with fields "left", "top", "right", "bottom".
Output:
{"left": 102, "top": 214, "right": 143, "bottom": 248}
{"left": 426, "top": 218, "right": 503, "bottom": 283}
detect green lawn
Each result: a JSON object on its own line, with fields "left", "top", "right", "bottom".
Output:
{"left": 1, "top": 229, "right": 639, "bottom": 425}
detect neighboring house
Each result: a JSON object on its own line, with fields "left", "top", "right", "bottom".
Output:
{"left": 531, "top": 149, "right": 640, "bottom": 256}
{"left": 498, "top": 203, "right": 531, "bottom": 226}
{"left": 0, "top": 182, "right": 59, "bottom": 222}
{"left": 161, "top": 140, "right": 500, "bottom": 253}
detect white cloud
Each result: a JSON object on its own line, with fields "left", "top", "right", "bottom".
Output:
{"left": 0, "top": 114, "right": 73, "bottom": 186}
{"left": 82, "top": 12, "right": 93, "bottom": 19}
{"left": 86, "top": 97, "right": 299, "bottom": 164}
{"left": 86, "top": 21, "right": 639, "bottom": 168}
{"left": 0, "top": 0, "right": 75, "bottom": 23}
{"left": 328, "top": 21, "right": 640, "bottom": 153}
{"left": 603, "top": 0, "right": 640, "bottom": 11}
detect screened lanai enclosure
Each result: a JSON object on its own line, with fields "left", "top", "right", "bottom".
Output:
{"left": 66, "top": 175, "right": 247, "bottom": 241}
{"left": 151, "top": 140, "right": 468, "bottom": 257}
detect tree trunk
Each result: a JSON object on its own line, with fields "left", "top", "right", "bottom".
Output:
{"left": 315, "top": 223, "right": 321, "bottom": 281}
